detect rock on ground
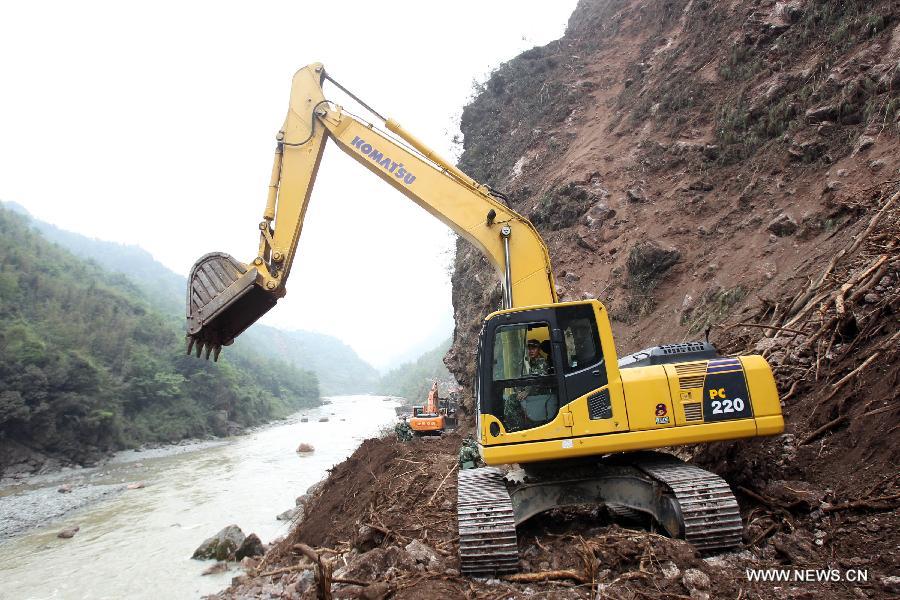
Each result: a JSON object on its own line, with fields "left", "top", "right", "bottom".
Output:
{"left": 57, "top": 526, "right": 80, "bottom": 539}
{"left": 235, "top": 533, "right": 265, "bottom": 560}
{"left": 192, "top": 525, "right": 246, "bottom": 561}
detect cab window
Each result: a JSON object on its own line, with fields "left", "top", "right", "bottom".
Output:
{"left": 559, "top": 305, "right": 605, "bottom": 382}
{"left": 491, "top": 322, "right": 560, "bottom": 432}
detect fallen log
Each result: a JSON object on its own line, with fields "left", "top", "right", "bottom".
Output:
{"left": 799, "top": 415, "right": 847, "bottom": 446}
{"left": 822, "top": 493, "right": 900, "bottom": 513}
{"left": 502, "top": 569, "right": 589, "bottom": 584}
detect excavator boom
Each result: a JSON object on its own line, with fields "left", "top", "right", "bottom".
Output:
{"left": 186, "top": 63, "right": 555, "bottom": 358}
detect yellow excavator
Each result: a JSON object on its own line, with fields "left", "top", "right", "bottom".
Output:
{"left": 186, "top": 63, "right": 784, "bottom": 574}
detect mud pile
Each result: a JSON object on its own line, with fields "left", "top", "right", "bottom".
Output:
{"left": 215, "top": 1, "right": 899, "bottom": 598}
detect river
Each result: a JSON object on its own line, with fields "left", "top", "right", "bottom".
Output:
{"left": 0, "top": 395, "right": 400, "bottom": 600}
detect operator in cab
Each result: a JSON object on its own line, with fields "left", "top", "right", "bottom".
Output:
{"left": 503, "top": 339, "right": 551, "bottom": 431}
{"left": 524, "top": 338, "right": 549, "bottom": 375}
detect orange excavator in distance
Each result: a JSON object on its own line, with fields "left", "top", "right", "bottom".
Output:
{"left": 408, "top": 382, "right": 457, "bottom": 435}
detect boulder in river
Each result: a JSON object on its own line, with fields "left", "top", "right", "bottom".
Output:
{"left": 57, "top": 526, "right": 80, "bottom": 539}
{"left": 192, "top": 525, "right": 246, "bottom": 561}
{"left": 318, "top": 417, "right": 329, "bottom": 422}
{"left": 57, "top": 484, "right": 73, "bottom": 494}
{"left": 296, "top": 443, "right": 315, "bottom": 453}
{"left": 276, "top": 507, "right": 300, "bottom": 521}
{"left": 201, "top": 561, "right": 230, "bottom": 576}
{"left": 235, "top": 533, "right": 265, "bottom": 560}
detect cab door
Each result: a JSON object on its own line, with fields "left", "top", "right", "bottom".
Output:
{"left": 477, "top": 308, "right": 572, "bottom": 445}
{"left": 555, "top": 302, "right": 629, "bottom": 437}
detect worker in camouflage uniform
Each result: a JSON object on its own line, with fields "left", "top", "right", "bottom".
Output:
{"left": 503, "top": 339, "right": 549, "bottom": 431}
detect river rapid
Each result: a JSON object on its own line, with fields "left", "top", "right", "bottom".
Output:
{"left": 0, "top": 395, "right": 400, "bottom": 600}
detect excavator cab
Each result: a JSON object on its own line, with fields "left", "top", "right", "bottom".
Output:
{"left": 476, "top": 300, "right": 626, "bottom": 453}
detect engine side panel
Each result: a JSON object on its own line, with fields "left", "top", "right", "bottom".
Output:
{"left": 617, "top": 366, "right": 675, "bottom": 431}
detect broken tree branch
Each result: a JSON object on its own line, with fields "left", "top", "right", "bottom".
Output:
{"left": 427, "top": 463, "right": 458, "bottom": 506}
{"left": 502, "top": 569, "right": 589, "bottom": 584}
{"left": 785, "top": 187, "right": 899, "bottom": 321}
{"left": 822, "top": 493, "right": 900, "bottom": 513}
{"left": 294, "top": 543, "right": 333, "bottom": 600}
{"left": 799, "top": 415, "right": 848, "bottom": 445}
{"left": 724, "top": 322, "right": 807, "bottom": 336}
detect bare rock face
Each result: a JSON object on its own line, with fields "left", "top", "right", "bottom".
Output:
{"left": 192, "top": 524, "right": 246, "bottom": 561}
{"left": 625, "top": 187, "right": 647, "bottom": 203}
{"left": 768, "top": 213, "right": 798, "bottom": 237}
{"left": 530, "top": 181, "right": 601, "bottom": 231}
{"left": 626, "top": 241, "right": 680, "bottom": 291}
{"left": 584, "top": 202, "right": 616, "bottom": 229}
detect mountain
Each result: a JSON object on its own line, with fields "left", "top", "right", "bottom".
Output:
{"left": 248, "top": 327, "right": 379, "bottom": 396}
{"left": 375, "top": 338, "right": 453, "bottom": 403}
{"left": 4, "top": 201, "right": 185, "bottom": 313}
{"left": 0, "top": 205, "right": 319, "bottom": 473}
{"left": 3, "top": 202, "right": 378, "bottom": 395}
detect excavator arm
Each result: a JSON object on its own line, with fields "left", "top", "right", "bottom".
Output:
{"left": 186, "top": 63, "right": 557, "bottom": 359}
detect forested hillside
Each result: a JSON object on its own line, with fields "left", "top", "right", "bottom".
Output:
{"left": 260, "top": 329, "right": 379, "bottom": 395}
{"left": 5, "top": 202, "right": 378, "bottom": 395}
{"left": 0, "top": 206, "right": 319, "bottom": 473}
{"left": 375, "top": 338, "right": 452, "bottom": 402}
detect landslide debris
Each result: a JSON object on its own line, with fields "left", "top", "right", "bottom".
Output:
{"left": 217, "top": 1, "right": 899, "bottom": 598}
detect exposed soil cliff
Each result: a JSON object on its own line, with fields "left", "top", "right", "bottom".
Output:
{"left": 216, "top": 2, "right": 899, "bottom": 598}
{"left": 448, "top": 0, "right": 899, "bottom": 395}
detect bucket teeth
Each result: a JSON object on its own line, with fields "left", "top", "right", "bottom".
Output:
{"left": 213, "top": 345, "right": 222, "bottom": 362}
{"left": 204, "top": 344, "right": 213, "bottom": 360}
{"left": 195, "top": 341, "right": 204, "bottom": 358}
{"left": 186, "top": 337, "right": 196, "bottom": 356}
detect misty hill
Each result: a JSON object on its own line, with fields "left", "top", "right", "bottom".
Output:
{"left": 0, "top": 205, "right": 319, "bottom": 473}
{"left": 3, "top": 202, "right": 377, "bottom": 395}
{"left": 4, "top": 201, "right": 185, "bottom": 313}
{"left": 375, "top": 338, "right": 453, "bottom": 403}
{"left": 255, "top": 328, "right": 378, "bottom": 396}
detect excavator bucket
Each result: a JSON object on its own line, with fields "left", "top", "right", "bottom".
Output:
{"left": 185, "top": 252, "right": 279, "bottom": 360}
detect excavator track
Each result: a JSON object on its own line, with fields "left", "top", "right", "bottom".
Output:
{"left": 638, "top": 457, "right": 743, "bottom": 552}
{"left": 457, "top": 467, "right": 519, "bottom": 575}
{"left": 456, "top": 454, "right": 742, "bottom": 575}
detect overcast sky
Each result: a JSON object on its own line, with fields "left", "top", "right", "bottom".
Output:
{"left": 0, "top": 1, "right": 577, "bottom": 369}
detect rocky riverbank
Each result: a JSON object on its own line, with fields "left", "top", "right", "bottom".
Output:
{"left": 0, "top": 438, "right": 228, "bottom": 540}
{"left": 0, "top": 482, "right": 124, "bottom": 539}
